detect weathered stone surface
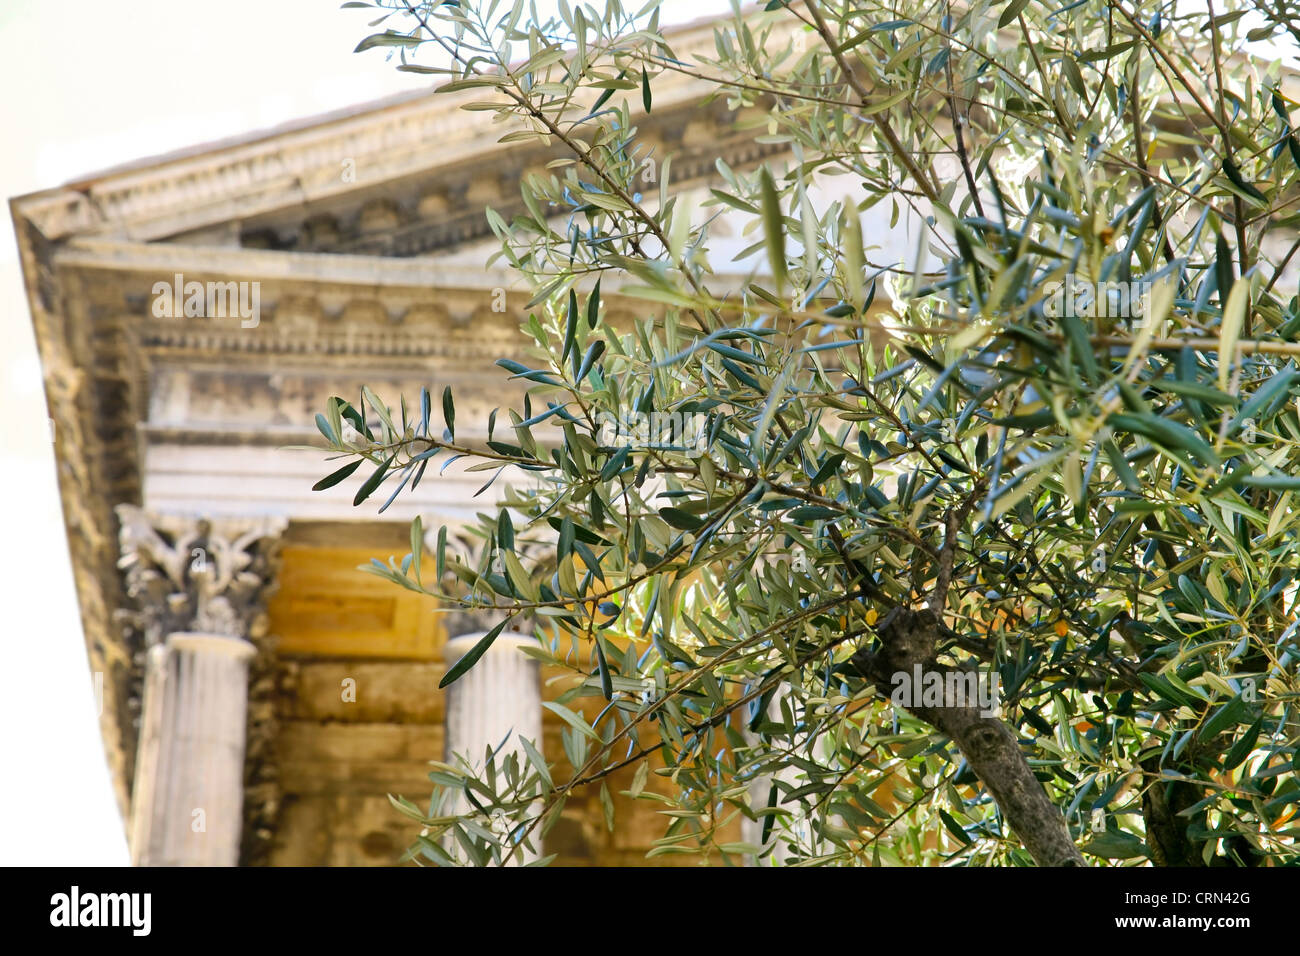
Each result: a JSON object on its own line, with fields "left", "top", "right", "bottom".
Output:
{"left": 130, "top": 633, "right": 257, "bottom": 866}
{"left": 279, "top": 759, "right": 436, "bottom": 795}
{"left": 279, "top": 721, "right": 439, "bottom": 763}
{"left": 116, "top": 505, "right": 287, "bottom": 645}
{"left": 284, "top": 661, "right": 443, "bottom": 723}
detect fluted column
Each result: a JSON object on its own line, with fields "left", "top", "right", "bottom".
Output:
{"left": 442, "top": 630, "right": 542, "bottom": 863}
{"left": 117, "top": 506, "right": 286, "bottom": 867}
{"left": 742, "top": 683, "right": 842, "bottom": 866}
{"left": 129, "top": 633, "right": 256, "bottom": 865}
{"left": 742, "top": 685, "right": 801, "bottom": 866}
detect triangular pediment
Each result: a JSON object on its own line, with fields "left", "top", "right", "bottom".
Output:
{"left": 14, "top": 16, "right": 794, "bottom": 259}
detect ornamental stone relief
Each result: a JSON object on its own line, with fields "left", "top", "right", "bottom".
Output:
{"left": 115, "top": 505, "right": 288, "bottom": 645}
{"left": 143, "top": 368, "right": 518, "bottom": 432}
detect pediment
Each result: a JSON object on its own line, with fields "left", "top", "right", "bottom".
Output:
{"left": 14, "top": 16, "right": 797, "bottom": 260}
{"left": 223, "top": 97, "right": 781, "bottom": 259}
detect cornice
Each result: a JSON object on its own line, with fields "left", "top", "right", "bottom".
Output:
{"left": 57, "top": 237, "right": 521, "bottom": 288}
{"left": 54, "top": 238, "right": 754, "bottom": 361}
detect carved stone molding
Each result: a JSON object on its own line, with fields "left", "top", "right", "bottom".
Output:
{"left": 13, "top": 17, "right": 802, "bottom": 247}
{"left": 237, "top": 109, "right": 787, "bottom": 259}
{"left": 115, "top": 505, "right": 288, "bottom": 645}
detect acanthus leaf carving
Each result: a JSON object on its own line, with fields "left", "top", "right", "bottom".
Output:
{"left": 115, "top": 505, "right": 287, "bottom": 643}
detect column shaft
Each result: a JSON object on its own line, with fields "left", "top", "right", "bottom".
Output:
{"left": 129, "top": 632, "right": 255, "bottom": 866}
{"left": 442, "top": 631, "right": 542, "bottom": 864}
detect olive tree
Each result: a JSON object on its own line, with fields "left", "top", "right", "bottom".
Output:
{"left": 313, "top": 0, "right": 1300, "bottom": 866}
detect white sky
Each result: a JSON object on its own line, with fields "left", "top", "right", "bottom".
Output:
{"left": 0, "top": 0, "right": 732, "bottom": 866}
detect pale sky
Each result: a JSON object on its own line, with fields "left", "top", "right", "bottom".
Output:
{"left": 0, "top": 0, "right": 732, "bottom": 866}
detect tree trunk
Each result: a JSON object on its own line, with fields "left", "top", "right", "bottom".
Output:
{"left": 852, "top": 607, "right": 1086, "bottom": 867}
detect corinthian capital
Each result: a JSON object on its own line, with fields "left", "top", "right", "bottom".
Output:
{"left": 115, "top": 505, "right": 288, "bottom": 645}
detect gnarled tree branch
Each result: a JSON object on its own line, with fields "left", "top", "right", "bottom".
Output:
{"left": 853, "top": 607, "right": 1086, "bottom": 866}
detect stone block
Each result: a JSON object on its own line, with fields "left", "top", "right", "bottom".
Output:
{"left": 285, "top": 661, "right": 443, "bottom": 723}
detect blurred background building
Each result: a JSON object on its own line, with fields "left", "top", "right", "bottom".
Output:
{"left": 11, "top": 14, "right": 856, "bottom": 866}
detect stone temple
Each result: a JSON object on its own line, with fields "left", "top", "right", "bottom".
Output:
{"left": 13, "top": 15, "right": 905, "bottom": 865}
